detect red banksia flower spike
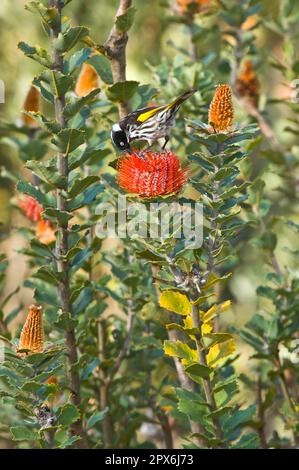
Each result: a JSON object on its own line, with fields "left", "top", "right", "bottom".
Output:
{"left": 117, "top": 151, "right": 188, "bottom": 198}
{"left": 75, "top": 63, "right": 99, "bottom": 97}
{"left": 208, "top": 84, "right": 234, "bottom": 133}
{"left": 19, "top": 195, "right": 43, "bottom": 222}
{"left": 17, "top": 304, "right": 44, "bottom": 355}
{"left": 19, "top": 196, "right": 56, "bottom": 244}
{"left": 21, "top": 85, "right": 40, "bottom": 128}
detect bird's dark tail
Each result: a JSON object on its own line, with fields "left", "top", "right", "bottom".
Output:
{"left": 167, "top": 88, "right": 197, "bottom": 111}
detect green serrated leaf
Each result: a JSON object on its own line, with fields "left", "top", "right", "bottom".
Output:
{"left": 115, "top": 6, "right": 136, "bottom": 33}
{"left": 185, "top": 362, "right": 212, "bottom": 379}
{"left": 52, "top": 129, "right": 85, "bottom": 155}
{"left": 58, "top": 404, "right": 80, "bottom": 426}
{"left": 87, "top": 55, "right": 113, "bottom": 84}
{"left": 69, "top": 175, "right": 100, "bottom": 198}
{"left": 11, "top": 426, "right": 39, "bottom": 441}
{"left": 64, "top": 47, "right": 92, "bottom": 74}
{"left": 17, "top": 180, "right": 52, "bottom": 207}
{"left": 106, "top": 80, "right": 139, "bottom": 103}
{"left": 55, "top": 27, "right": 89, "bottom": 53}
{"left": 86, "top": 408, "right": 108, "bottom": 429}
{"left": 64, "top": 88, "right": 100, "bottom": 118}
{"left": 18, "top": 41, "right": 51, "bottom": 68}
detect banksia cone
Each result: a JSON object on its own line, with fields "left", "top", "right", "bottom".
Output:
{"left": 21, "top": 85, "right": 40, "bottom": 128}
{"left": 45, "top": 375, "right": 58, "bottom": 386}
{"left": 176, "top": 0, "right": 210, "bottom": 15}
{"left": 117, "top": 151, "right": 188, "bottom": 197}
{"left": 209, "top": 84, "right": 234, "bottom": 132}
{"left": 18, "top": 305, "right": 44, "bottom": 355}
{"left": 241, "top": 14, "right": 259, "bottom": 31}
{"left": 45, "top": 375, "right": 60, "bottom": 406}
{"left": 236, "top": 60, "right": 260, "bottom": 107}
{"left": 19, "top": 196, "right": 43, "bottom": 222}
{"left": 75, "top": 63, "right": 99, "bottom": 97}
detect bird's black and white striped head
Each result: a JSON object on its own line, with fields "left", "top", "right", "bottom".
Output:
{"left": 111, "top": 123, "right": 131, "bottom": 151}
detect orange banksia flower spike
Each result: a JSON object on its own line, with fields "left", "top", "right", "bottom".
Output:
{"left": 45, "top": 375, "right": 60, "bottom": 406}
{"left": 176, "top": 0, "right": 210, "bottom": 15}
{"left": 36, "top": 219, "right": 56, "bottom": 245}
{"left": 18, "top": 305, "right": 44, "bottom": 355}
{"left": 209, "top": 84, "right": 234, "bottom": 133}
{"left": 117, "top": 151, "right": 188, "bottom": 198}
{"left": 241, "top": 14, "right": 259, "bottom": 31}
{"left": 75, "top": 63, "right": 99, "bottom": 97}
{"left": 236, "top": 60, "right": 260, "bottom": 107}
{"left": 21, "top": 85, "right": 40, "bottom": 128}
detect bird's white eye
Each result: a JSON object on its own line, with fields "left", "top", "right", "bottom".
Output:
{"left": 120, "top": 142, "right": 125, "bottom": 146}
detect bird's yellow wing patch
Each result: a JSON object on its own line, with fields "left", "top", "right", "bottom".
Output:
{"left": 137, "top": 105, "right": 165, "bottom": 122}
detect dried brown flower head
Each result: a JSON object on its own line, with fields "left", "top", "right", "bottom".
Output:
{"left": 236, "top": 60, "right": 260, "bottom": 107}
{"left": 18, "top": 305, "right": 44, "bottom": 355}
{"left": 208, "top": 84, "right": 234, "bottom": 132}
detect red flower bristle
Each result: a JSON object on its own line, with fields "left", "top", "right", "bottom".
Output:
{"left": 19, "top": 196, "right": 43, "bottom": 222}
{"left": 117, "top": 151, "right": 188, "bottom": 198}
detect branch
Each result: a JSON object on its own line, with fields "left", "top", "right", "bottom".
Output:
{"left": 49, "top": 0, "right": 86, "bottom": 448}
{"left": 256, "top": 375, "right": 268, "bottom": 449}
{"left": 190, "top": 303, "right": 224, "bottom": 444}
{"left": 98, "top": 320, "right": 114, "bottom": 447}
{"left": 108, "top": 299, "right": 134, "bottom": 383}
{"left": 275, "top": 349, "right": 299, "bottom": 446}
{"left": 156, "top": 408, "right": 174, "bottom": 449}
{"left": 104, "top": 0, "right": 133, "bottom": 118}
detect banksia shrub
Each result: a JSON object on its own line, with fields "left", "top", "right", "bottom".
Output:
{"left": 209, "top": 84, "right": 234, "bottom": 132}
{"left": 236, "top": 60, "right": 260, "bottom": 107}
{"left": 75, "top": 63, "right": 99, "bottom": 97}
{"left": 21, "top": 85, "right": 40, "bottom": 128}
{"left": 117, "top": 151, "right": 188, "bottom": 197}
{"left": 17, "top": 305, "right": 44, "bottom": 355}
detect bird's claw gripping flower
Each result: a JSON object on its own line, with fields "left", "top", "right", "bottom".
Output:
{"left": 17, "top": 304, "right": 44, "bottom": 356}
{"left": 208, "top": 84, "right": 234, "bottom": 133}
{"left": 117, "top": 150, "right": 188, "bottom": 198}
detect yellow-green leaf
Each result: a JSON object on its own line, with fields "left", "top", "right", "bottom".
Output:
{"left": 202, "top": 300, "right": 232, "bottom": 323}
{"left": 207, "top": 338, "right": 236, "bottom": 368}
{"left": 163, "top": 340, "right": 197, "bottom": 363}
{"left": 185, "top": 362, "right": 212, "bottom": 379}
{"left": 202, "top": 333, "right": 234, "bottom": 349}
{"left": 160, "top": 290, "right": 191, "bottom": 316}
